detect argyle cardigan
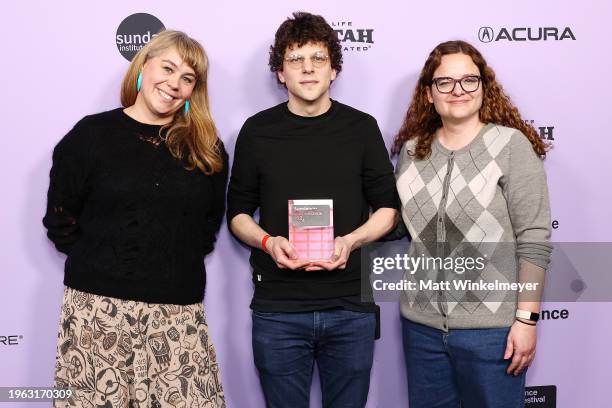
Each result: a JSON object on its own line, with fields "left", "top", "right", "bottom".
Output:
{"left": 395, "top": 124, "right": 552, "bottom": 331}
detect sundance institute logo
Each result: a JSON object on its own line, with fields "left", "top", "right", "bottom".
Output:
{"left": 331, "top": 20, "right": 374, "bottom": 52}
{"left": 116, "top": 13, "right": 165, "bottom": 61}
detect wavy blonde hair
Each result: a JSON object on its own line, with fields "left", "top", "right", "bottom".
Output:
{"left": 392, "top": 40, "right": 549, "bottom": 160}
{"left": 121, "top": 30, "right": 223, "bottom": 174}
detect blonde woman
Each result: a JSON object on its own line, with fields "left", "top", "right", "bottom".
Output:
{"left": 43, "top": 30, "right": 226, "bottom": 407}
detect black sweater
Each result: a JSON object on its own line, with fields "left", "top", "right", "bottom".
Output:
{"left": 43, "top": 108, "right": 228, "bottom": 304}
{"left": 227, "top": 101, "right": 398, "bottom": 312}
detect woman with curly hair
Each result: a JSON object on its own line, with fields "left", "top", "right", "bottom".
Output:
{"left": 393, "top": 40, "right": 552, "bottom": 407}
{"left": 43, "top": 30, "right": 226, "bottom": 407}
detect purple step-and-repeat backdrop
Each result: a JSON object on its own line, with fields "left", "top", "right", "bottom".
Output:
{"left": 2, "top": 1, "right": 611, "bottom": 407}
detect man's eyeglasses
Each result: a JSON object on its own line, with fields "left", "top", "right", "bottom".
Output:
{"left": 431, "top": 75, "right": 481, "bottom": 94}
{"left": 284, "top": 52, "right": 330, "bottom": 69}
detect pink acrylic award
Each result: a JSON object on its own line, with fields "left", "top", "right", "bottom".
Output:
{"left": 288, "top": 199, "right": 334, "bottom": 261}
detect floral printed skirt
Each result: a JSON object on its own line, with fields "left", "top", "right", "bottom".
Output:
{"left": 54, "top": 287, "right": 225, "bottom": 408}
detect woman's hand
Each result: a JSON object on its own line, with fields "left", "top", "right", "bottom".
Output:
{"left": 504, "top": 319, "right": 537, "bottom": 376}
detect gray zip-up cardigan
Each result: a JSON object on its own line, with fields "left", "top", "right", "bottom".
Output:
{"left": 395, "top": 124, "right": 552, "bottom": 331}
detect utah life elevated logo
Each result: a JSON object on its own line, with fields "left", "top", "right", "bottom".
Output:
{"left": 525, "top": 120, "right": 555, "bottom": 144}
{"left": 479, "top": 26, "right": 575, "bottom": 43}
{"left": 331, "top": 20, "right": 374, "bottom": 52}
{"left": 116, "top": 13, "right": 165, "bottom": 61}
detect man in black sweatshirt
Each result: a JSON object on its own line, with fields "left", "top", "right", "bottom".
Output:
{"left": 227, "top": 12, "right": 398, "bottom": 408}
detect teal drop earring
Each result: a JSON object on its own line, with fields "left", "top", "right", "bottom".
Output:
{"left": 184, "top": 100, "right": 190, "bottom": 114}
{"left": 136, "top": 72, "right": 142, "bottom": 92}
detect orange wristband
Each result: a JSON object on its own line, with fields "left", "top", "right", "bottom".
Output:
{"left": 261, "top": 234, "right": 271, "bottom": 252}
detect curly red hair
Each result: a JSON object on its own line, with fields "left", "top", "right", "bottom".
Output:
{"left": 392, "top": 40, "right": 549, "bottom": 159}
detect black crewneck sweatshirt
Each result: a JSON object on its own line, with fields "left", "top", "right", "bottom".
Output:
{"left": 227, "top": 101, "right": 399, "bottom": 313}
{"left": 43, "top": 108, "right": 228, "bottom": 304}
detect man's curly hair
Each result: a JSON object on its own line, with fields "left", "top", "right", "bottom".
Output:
{"left": 269, "top": 11, "right": 343, "bottom": 84}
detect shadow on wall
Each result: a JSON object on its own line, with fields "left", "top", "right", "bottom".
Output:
{"left": 22, "top": 153, "right": 67, "bottom": 388}
{"left": 200, "top": 41, "right": 284, "bottom": 408}
{"left": 383, "top": 71, "right": 420, "bottom": 160}
{"left": 368, "top": 71, "right": 418, "bottom": 406}
{"left": 20, "top": 67, "right": 128, "bottom": 389}
{"left": 242, "top": 41, "right": 288, "bottom": 117}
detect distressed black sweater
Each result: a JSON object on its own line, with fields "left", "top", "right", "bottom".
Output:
{"left": 43, "top": 108, "right": 228, "bottom": 304}
{"left": 227, "top": 101, "right": 399, "bottom": 312}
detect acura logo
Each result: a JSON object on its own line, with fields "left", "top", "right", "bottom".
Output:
{"left": 479, "top": 27, "right": 494, "bottom": 43}
{"left": 478, "top": 26, "right": 575, "bottom": 42}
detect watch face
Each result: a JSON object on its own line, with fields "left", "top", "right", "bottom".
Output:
{"left": 516, "top": 309, "right": 539, "bottom": 321}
